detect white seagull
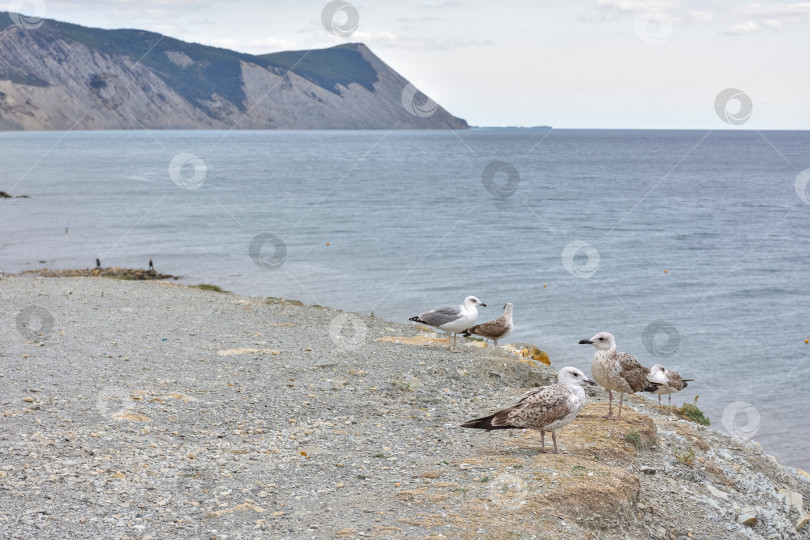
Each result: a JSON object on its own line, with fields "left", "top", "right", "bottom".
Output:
{"left": 460, "top": 367, "right": 596, "bottom": 454}
{"left": 409, "top": 296, "right": 486, "bottom": 352}
{"left": 579, "top": 332, "right": 660, "bottom": 421}
{"left": 648, "top": 364, "right": 692, "bottom": 407}
{"left": 462, "top": 302, "right": 514, "bottom": 347}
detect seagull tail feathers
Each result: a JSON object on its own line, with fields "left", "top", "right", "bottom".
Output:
{"left": 408, "top": 316, "right": 425, "bottom": 324}
{"left": 460, "top": 413, "right": 515, "bottom": 431}
{"left": 644, "top": 381, "right": 663, "bottom": 393}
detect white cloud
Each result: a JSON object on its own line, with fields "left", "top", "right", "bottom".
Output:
{"left": 353, "top": 30, "right": 491, "bottom": 50}
{"left": 352, "top": 30, "right": 399, "bottom": 42}
{"left": 593, "top": 0, "right": 678, "bottom": 15}
{"left": 687, "top": 10, "right": 715, "bottom": 23}
{"left": 417, "top": 1, "right": 467, "bottom": 8}
{"left": 592, "top": 0, "right": 810, "bottom": 33}
{"left": 741, "top": 2, "right": 810, "bottom": 18}
{"left": 723, "top": 20, "right": 760, "bottom": 35}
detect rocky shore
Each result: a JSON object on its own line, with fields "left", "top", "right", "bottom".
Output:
{"left": 0, "top": 190, "right": 29, "bottom": 198}
{"left": 1, "top": 275, "right": 809, "bottom": 539}
{"left": 19, "top": 267, "right": 179, "bottom": 281}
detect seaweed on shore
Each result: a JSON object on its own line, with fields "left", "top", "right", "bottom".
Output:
{"left": 191, "top": 284, "right": 229, "bottom": 293}
{"left": 266, "top": 297, "right": 305, "bottom": 306}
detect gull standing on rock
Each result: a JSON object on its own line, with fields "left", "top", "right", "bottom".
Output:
{"left": 579, "top": 332, "right": 659, "bottom": 421}
{"left": 648, "top": 364, "right": 692, "bottom": 407}
{"left": 409, "top": 296, "right": 486, "bottom": 352}
{"left": 461, "top": 302, "right": 514, "bottom": 347}
{"left": 460, "top": 367, "right": 596, "bottom": 454}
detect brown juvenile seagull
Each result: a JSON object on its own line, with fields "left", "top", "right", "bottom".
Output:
{"left": 579, "top": 332, "right": 660, "bottom": 421}
{"left": 462, "top": 302, "right": 513, "bottom": 347}
{"left": 648, "top": 364, "right": 693, "bottom": 407}
{"left": 460, "top": 367, "right": 596, "bottom": 454}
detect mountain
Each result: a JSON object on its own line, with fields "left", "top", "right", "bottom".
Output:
{"left": 0, "top": 14, "right": 468, "bottom": 130}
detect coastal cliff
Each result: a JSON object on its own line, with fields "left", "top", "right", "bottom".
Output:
{"left": 0, "top": 14, "right": 468, "bottom": 131}
{"left": 1, "top": 275, "right": 808, "bottom": 539}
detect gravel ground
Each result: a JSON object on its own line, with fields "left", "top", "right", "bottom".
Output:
{"left": 1, "top": 276, "right": 809, "bottom": 539}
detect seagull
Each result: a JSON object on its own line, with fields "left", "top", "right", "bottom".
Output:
{"left": 460, "top": 367, "right": 596, "bottom": 454}
{"left": 579, "top": 332, "right": 659, "bottom": 421}
{"left": 148, "top": 259, "right": 154, "bottom": 271}
{"left": 95, "top": 258, "right": 101, "bottom": 269}
{"left": 462, "top": 302, "right": 513, "bottom": 347}
{"left": 648, "top": 364, "right": 692, "bottom": 407}
{"left": 409, "top": 296, "right": 486, "bottom": 352}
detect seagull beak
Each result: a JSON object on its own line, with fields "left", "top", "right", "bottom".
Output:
{"left": 587, "top": 379, "right": 597, "bottom": 386}
{"left": 480, "top": 303, "right": 487, "bottom": 307}
{"left": 578, "top": 339, "right": 592, "bottom": 345}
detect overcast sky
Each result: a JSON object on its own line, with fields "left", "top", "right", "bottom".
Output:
{"left": 15, "top": 0, "right": 810, "bottom": 128}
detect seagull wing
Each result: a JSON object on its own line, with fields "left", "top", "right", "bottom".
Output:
{"left": 464, "top": 314, "right": 510, "bottom": 339}
{"left": 461, "top": 385, "right": 571, "bottom": 431}
{"left": 666, "top": 370, "right": 686, "bottom": 391}
{"left": 506, "top": 385, "right": 574, "bottom": 429}
{"left": 416, "top": 305, "right": 463, "bottom": 327}
{"left": 616, "top": 352, "right": 659, "bottom": 392}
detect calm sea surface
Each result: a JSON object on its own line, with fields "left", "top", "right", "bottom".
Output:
{"left": 2, "top": 129, "right": 809, "bottom": 470}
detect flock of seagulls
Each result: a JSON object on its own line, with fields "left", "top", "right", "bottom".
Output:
{"left": 409, "top": 296, "right": 693, "bottom": 454}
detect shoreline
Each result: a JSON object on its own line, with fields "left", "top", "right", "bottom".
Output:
{"left": 2, "top": 275, "right": 809, "bottom": 538}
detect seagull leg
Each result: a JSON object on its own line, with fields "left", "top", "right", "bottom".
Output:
{"left": 603, "top": 390, "right": 613, "bottom": 420}
{"left": 493, "top": 338, "right": 498, "bottom": 348}
{"left": 668, "top": 394, "right": 672, "bottom": 408}
{"left": 551, "top": 431, "right": 558, "bottom": 454}
{"left": 658, "top": 394, "right": 662, "bottom": 407}
{"left": 603, "top": 390, "right": 619, "bottom": 421}
{"left": 616, "top": 393, "right": 624, "bottom": 420}
{"left": 540, "top": 430, "right": 545, "bottom": 452}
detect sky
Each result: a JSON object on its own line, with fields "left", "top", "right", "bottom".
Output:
{"left": 10, "top": 0, "right": 810, "bottom": 128}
